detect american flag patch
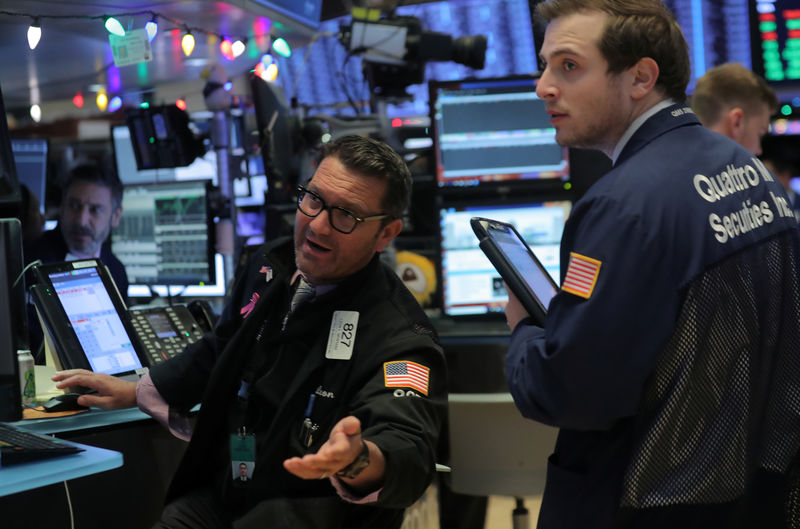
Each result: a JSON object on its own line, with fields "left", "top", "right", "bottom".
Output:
{"left": 384, "top": 361, "right": 430, "bottom": 395}
{"left": 562, "top": 252, "right": 602, "bottom": 299}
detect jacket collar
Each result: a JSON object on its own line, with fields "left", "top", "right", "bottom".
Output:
{"left": 615, "top": 103, "right": 701, "bottom": 167}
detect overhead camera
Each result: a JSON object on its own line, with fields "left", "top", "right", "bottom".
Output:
{"left": 339, "top": 15, "right": 487, "bottom": 100}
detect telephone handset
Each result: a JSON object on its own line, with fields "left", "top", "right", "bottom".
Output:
{"left": 30, "top": 259, "right": 212, "bottom": 379}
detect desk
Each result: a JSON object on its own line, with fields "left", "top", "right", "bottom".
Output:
{"left": 10, "top": 407, "right": 155, "bottom": 435}
{"left": 0, "top": 408, "right": 188, "bottom": 529}
{"left": 0, "top": 440, "right": 122, "bottom": 497}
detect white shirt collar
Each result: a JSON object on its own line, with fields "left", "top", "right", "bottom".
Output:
{"left": 65, "top": 249, "right": 101, "bottom": 261}
{"left": 611, "top": 99, "right": 675, "bottom": 165}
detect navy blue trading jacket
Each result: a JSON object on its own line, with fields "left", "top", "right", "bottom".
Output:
{"left": 506, "top": 104, "right": 800, "bottom": 529}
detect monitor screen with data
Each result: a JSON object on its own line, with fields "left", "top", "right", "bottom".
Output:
{"left": 112, "top": 180, "right": 215, "bottom": 288}
{"left": 439, "top": 199, "right": 571, "bottom": 317}
{"left": 43, "top": 264, "right": 143, "bottom": 376}
{"left": 430, "top": 76, "right": 568, "bottom": 188}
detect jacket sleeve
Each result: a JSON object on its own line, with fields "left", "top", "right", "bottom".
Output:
{"left": 147, "top": 316, "right": 240, "bottom": 412}
{"left": 346, "top": 335, "right": 447, "bottom": 509}
{"left": 148, "top": 244, "right": 277, "bottom": 411}
{"left": 505, "top": 195, "right": 683, "bottom": 431}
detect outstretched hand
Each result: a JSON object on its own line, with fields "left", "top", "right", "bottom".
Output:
{"left": 283, "top": 416, "right": 364, "bottom": 480}
{"left": 283, "top": 416, "right": 385, "bottom": 491}
{"left": 51, "top": 369, "right": 138, "bottom": 409}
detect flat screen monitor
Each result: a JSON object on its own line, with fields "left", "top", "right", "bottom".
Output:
{"left": 0, "top": 219, "right": 25, "bottom": 421}
{"left": 0, "top": 87, "right": 20, "bottom": 219}
{"left": 111, "top": 180, "right": 216, "bottom": 291}
{"left": 430, "top": 76, "right": 568, "bottom": 188}
{"left": 111, "top": 125, "right": 217, "bottom": 185}
{"left": 750, "top": 0, "right": 800, "bottom": 84}
{"left": 439, "top": 198, "right": 571, "bottom": 317}
{"left": 11, "top": 139, "right": 47, "bottom": 214}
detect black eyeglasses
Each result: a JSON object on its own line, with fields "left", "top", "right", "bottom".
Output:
{"left": 296, "top": 186, "right": 392, "bottom": 234}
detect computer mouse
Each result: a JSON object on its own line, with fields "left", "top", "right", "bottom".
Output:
{"left": 42, "top": 392, "right": 89, "bottom": 413}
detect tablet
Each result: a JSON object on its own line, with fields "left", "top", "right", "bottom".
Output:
{"left": 470, "top": 217, "right": 558, "bottom": 326}
{"left": 32, "top": 259, "right": 147, "bottom": 378}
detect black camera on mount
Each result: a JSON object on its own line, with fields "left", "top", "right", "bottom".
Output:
{"left": 339, "top": 15, "right": 487, "bottom": 100}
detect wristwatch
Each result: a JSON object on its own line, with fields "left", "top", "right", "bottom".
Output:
{"left": 336, "top": 440, "right": 370, "bottom": 479}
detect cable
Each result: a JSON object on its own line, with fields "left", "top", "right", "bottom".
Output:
{"left": 63, "top": 480, "right": 76, "bottom": 529}
{"left": 13, "top": 259, "right": 41, "bottom": 289}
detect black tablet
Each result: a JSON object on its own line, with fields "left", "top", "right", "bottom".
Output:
{"left": 470, "top": 217, "right": 558, "bottom": 326}
{"left": 31, "top": 259, "right": 148, "bottom": 378}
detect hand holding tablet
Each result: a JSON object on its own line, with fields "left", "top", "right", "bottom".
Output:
{"left": 470, "top": 217, "right": 558, "bottom": 327}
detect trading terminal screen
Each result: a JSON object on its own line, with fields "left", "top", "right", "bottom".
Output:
{"left": 47, "top": 266, "right": 143, "bottom": 375}
{"left": 430, "top": 76, "right": 568, "bottom": 187}
{"left": 439, "top": 200, "right": 571, "bottom": 317}
{"left": 112, "top": 181, "right": 215, "bottom": 286}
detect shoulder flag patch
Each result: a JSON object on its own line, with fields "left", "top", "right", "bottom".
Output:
{"left": 562, "top": 252, "right": 602, "bottom": 299}
{"left": 384, "top": 361, "right": 429, "bottom": 395}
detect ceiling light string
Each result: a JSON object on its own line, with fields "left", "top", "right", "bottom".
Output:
{"left": 2, "top": 8, "right": 293, "bottom": 60}
{"left": 0, "top": 9, "right": 255, "bottom": 50}
{"left": 1, "top": 8, "right": 296, "bottom": 117}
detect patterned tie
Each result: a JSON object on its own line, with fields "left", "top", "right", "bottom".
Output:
{"left": 283, "top": 277, "right": 315, "bottom": 330}
{"left": 290, "top": 277, "right": 315, "bottom": 313}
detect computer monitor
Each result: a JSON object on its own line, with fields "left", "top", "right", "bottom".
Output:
{"left": 111, "top": 180, "right": 216, "bottom": 292}
{"left": 0, "top": 90, "right": 20, "bottom": 220}
{"left": 0, "top": 81, "right": 24, "bottom": 421}
{"left": 11, "top": 139, "right": 47, "bottom": 214}
{"left": 430, "top": 75, "right": 568, "bottom": 188}
{"left": 749, "top": 0, "right": 797, "bottom": 84}
{"left": 0, "top": 219, "right": 25, "bottom": 421}
{"left": 111, "top": 125, "right": 218, "bottom": 185}
{"left": 438, "top": 198, "right": 571, "bottom": 317}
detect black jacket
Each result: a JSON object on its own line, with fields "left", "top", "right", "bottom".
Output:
{"left": 150, "top": 238, "right": 447, "bottom": 529}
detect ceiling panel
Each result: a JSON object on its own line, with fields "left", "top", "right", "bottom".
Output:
{"left": 0, "top": 0, "right": 318, "bottom": 111}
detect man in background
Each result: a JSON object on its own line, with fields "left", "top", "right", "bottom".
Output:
{"left": 691, "top": 62, "right": 777, "bottom": 155}
{"left": 26, "top": 163, "right": 128, "bottom": 297}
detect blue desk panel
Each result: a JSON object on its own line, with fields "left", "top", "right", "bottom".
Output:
{"left": 0, "top": 441, "right": 123, "bottom": 496}
{"left": 11, "top": 408, "right": 153, "bottom": 435}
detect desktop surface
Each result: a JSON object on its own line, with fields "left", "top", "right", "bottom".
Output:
{"left": 0, "top": 436, "right": 122, "bottom": 497}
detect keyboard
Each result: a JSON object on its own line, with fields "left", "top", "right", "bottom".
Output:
{"left": 0, "top": 422, "right": 83, "bottom": 465}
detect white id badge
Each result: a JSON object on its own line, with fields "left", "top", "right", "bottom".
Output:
{"left": 325, "top": 311, "right": 359, "bottom": 360}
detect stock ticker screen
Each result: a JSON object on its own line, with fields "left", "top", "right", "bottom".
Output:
{"left": 750, "top": 0, "right": 800, "bottom": 83}
{"left": 111, "top": 181, "right": 215, "bottom": 287}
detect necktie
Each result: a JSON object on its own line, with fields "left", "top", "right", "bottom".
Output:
{"left": 283, "top": 277, "right": 315, "bottom": 330}
{"left": 290, "top": 277, "right": 315, "bottom": 313}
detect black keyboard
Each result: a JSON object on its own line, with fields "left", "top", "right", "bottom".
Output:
{"left": 0, "top": 422, "right": 83, "bottom": 465}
